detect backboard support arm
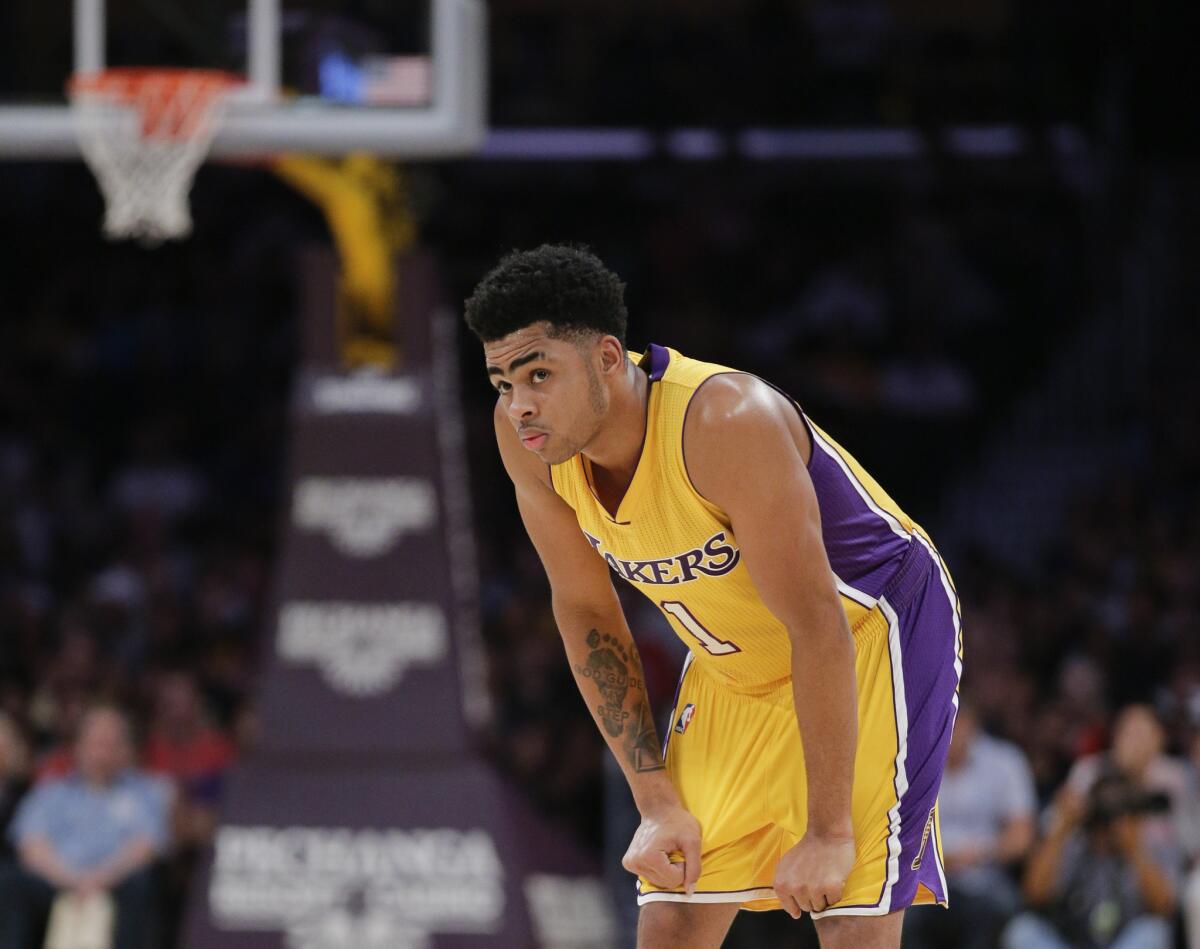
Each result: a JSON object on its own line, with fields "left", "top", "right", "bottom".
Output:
{"left": 247, "top": 0, "right": 279, "bottom": 102}
{"left": 74, "top": 0, "right": 105, "bottom": 76}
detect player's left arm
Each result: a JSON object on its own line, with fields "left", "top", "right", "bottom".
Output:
{"left": 684, "top": 373, "right": 857, "bottom": 917}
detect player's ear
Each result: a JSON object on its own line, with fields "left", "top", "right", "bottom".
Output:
{"left": 597, "top": 335, "right": 625, "bottom": 375}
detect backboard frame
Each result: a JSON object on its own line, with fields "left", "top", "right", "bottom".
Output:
{"left": 0, "top": 0, "right": 486, "bottom": 159}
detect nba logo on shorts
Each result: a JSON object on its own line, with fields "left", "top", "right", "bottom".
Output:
{"left": 674, "top": 703, "right": 696, "bottom": 734}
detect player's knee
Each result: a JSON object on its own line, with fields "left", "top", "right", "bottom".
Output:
{"left": 636, "top": 902, "right": 734, "bottom": 949}
{"left": 812, "top": 909, "right": 905, "bottom": 949}
{"left": 638, "top": 902, "right": 686, "bottom": 947}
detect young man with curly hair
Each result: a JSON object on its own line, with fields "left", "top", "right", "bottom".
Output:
{"left": 465, "top": 244, "right": 962, "bottom": 948}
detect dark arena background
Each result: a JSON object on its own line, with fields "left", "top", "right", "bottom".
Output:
{"left": 1, "top": 2, "right": 1199, "bottom": 948}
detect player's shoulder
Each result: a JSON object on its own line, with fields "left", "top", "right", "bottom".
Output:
{"left": 682, "top": 371, "right": 811, "bottom": 504}
{"left": 684, "top": 371, "right": 799, "bottom": 439}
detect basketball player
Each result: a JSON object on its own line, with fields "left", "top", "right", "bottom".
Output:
{"left": 465, "top": 245, "right": 962, "bottom": 948}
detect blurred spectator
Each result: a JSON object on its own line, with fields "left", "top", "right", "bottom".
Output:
{"left": 0, "top": 715, "right": 32, "bottom": 947}
{"left": 1064, "top": 706, "right": 1192, "bottom": 875}
{"left": 2, "top": 706, "right": 170, "bottom": 949}
{"left": 1177, "top": 729, "right": 1200, "bottom": 949}
{"left": 878, "top": 327, "right": 976, "bottom": 419}
{"left": 143, "top": 671, "right": 234, "bottom": 851}
{"left": 0, "top": 714, "right": 31, "bottom": 856}
{"left": 1003, "top": 774, "right": 1178, "bottom": 949}
{"left": 904, "top": 697, "right": 1036, "bottom": 949}
{"left": 109, "top": 426, "right": 207, "bottom": 525}
{"left": 30, "top": 689, "right": 91, "bottom": 783}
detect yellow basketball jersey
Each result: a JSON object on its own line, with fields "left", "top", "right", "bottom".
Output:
{"left": 549, "top": 345, "right": 923, "bottom": 692}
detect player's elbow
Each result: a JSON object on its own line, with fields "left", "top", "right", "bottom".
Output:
{"left": 550, "top": 589, "right": 620, "bottom": 628}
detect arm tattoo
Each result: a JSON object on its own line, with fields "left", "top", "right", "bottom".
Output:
{"left": 573, "top": 629, "right": 665, "bottom": 773}
{"left": 625, "top": 702, "right": 665, "bottom": 773}
{"left": 574, "top": 629, "right": 632, "bottom": 738}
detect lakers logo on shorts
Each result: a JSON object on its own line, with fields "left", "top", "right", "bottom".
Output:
{"left": 911, "top": 807, "right": 937, "bottom": 870}
{"left": 674, "top": 703, "right": 696, "bottom": 735}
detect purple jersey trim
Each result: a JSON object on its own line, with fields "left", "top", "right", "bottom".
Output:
{"left": 744, "top": 371, "right": 913, "bottom": 596}
{"left": 644, "top": 343, "right": 671, "bottom": 381}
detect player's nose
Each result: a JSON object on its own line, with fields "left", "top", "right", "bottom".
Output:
{"left": 506, "top": 387, "right": 536, "bottom": 420}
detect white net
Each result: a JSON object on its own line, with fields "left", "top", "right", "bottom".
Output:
{"left": 69, "top": 69, "right": 241, "bottom": 244}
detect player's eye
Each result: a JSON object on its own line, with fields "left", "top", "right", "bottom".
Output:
{"left": 531, "top": 369, "right": 549, "bottom": 383}
{"left": 495, "top": 380, "right": 512, "bottom": 394}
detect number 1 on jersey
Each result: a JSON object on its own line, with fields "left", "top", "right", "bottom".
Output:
{"left": 660, "top": 601, "right": 742, "bottom": 656}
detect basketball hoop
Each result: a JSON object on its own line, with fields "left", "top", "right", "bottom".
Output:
{"left": 68, "top": 68, "right": 243, "bottom": 243}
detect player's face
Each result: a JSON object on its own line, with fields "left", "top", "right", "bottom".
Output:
{"left": 485, "top": 324, "right": 609, "bottom": 464}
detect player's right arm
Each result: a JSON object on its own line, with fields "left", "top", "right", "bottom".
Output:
{"left": 493, "top": 403, "right": 701, "bottom": 893}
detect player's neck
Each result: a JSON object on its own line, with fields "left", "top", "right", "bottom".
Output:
{"left": 581, "top": 357, "right": 649, "bottom": 488}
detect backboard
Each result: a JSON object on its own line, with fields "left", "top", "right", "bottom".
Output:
{"left": 0, "top": 0, "right": 486, "bottom": 158}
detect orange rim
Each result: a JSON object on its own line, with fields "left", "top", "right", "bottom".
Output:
{"left": 68, "top": 68, "right": 243, "bottom": 139}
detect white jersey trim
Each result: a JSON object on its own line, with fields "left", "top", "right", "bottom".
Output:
{"left": 636, "top": 886, "right": 777, "bottom": 906}
{"left": 810, "top": 902, "right": 894, "bottom": 919}
{"left": 835, "top": 576, "right": 878, "bottom": 610}
{"left": 929, "top": 810, "right": 950, "bottom": 905}
{"left": 877, "top": 594, "right": 910, "bottom": 914}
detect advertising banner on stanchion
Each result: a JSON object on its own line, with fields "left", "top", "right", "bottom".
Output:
{"left": 254, "top": 364, "right": 482, "bottom": 757}
{"left": 254, "top": 267, "right": 490, "bottom": 756}
{"left": 181, "top": 760, "right": 617, "bottom": 949}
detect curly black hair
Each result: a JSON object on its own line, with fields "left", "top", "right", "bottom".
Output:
{"left": 464, "top": 244, "right": 628, "bottom": 346}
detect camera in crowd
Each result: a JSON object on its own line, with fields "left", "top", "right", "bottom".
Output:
{"left": 1083, "top": 773, "right": 1171, "bottom": 830}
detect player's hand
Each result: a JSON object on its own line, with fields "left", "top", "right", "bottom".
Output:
{"left": 773, "top": 830, "right": 856, "bottom": 918}
{"left": 622, "top": 804, "right": 703, "bottom": 894}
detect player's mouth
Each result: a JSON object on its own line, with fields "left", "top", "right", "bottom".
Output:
{"left": 520, "top": 430, "right": 548, "bottom": 451}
